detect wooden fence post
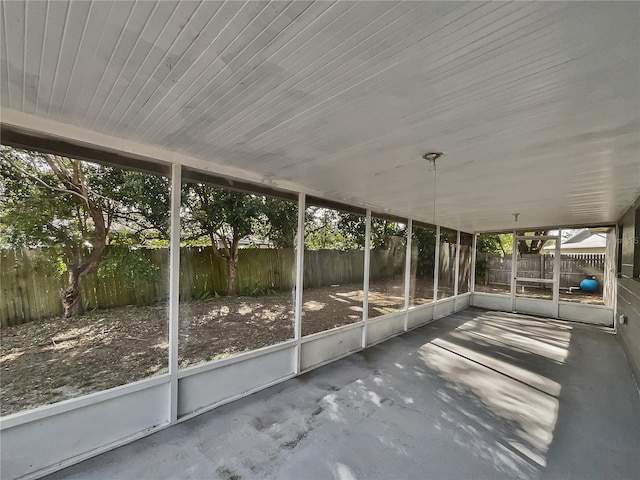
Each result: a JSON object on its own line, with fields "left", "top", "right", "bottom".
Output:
{"left": 484, "top": 252, "right": 489, "bottom": 286}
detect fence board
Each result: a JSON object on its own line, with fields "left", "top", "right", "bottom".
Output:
{"left": 1, "top": 247, "right": 372, "bottom": 327}
{"left": 481, "top": 252, "right": 605, "bottom": 291}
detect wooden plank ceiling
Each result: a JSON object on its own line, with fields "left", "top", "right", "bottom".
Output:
{"left": 1, "top": 1, "right": 639, "bottom": 232}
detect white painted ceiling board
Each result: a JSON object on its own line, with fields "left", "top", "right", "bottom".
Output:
{"left": 1, "top": 0, "right": 638, "bottom": 232}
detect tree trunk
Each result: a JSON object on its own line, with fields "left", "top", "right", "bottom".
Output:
{"left": 63, "top": 267, "right": 84, "bottom": 317}
{"left": 44, "top": 156, "right": 109, "bottom": 317}
{"left": 227, "top": 259, "right": 237, "bottom": 296}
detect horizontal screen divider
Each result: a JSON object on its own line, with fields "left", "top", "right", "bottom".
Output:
{"left": 182, "top": 167, "right": 298, "bottom": 202}
{"left": 305, "top": 195, "right": 367, "bottom": 216}
{"left": 1, "top": 125, "right": 171, "bottom": 176}
{"left": 371, "top": 212, "right": 408, "bottom": 224}
{"left": 413, "top": 220, "right": 437, "bottom": 231}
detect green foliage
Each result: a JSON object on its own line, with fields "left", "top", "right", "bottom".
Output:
{"left": 515, "top": 230, "right": 550, "bottom": 254}
{"left": 305, "top": 207, "right": 362, "bottom": 250}
{"left": 371, "top": 218, "right": 406, "bottom": 248}
{"left": 412, "top": 226, "right": 437, "bottom": 277}
{"left": 439, "top": 227, "right": 458, "bottom": 245}
{"left": 30, "top": 250, "right": 67, "bottom": 277}
{"left": 243, "top": 281, "right": 277, "bottom": 296}
{"left": 0, "top": 148, "right": 83, "bottom": 256}
{"left": 196, "top": 289, "right": 220, "bottom": 300}
{"left": 181, "top": 184, "right": 301, "bottom": 295}
{"left": 181, "top": 184, "right": 263, "bottom": 247}
{"left": 106, "top": 169, "right": 171, "bottom": 239}
{"left": 97, "top": 234, "right": 159, "bottom": 289}
{"left": 303, "top": 209, "right": 406, "bottom": 251}
{"left": 475, "top": 233, "right": 512, "bottom": 280}
{"left": 1, "top": 145, "right": 170, "bottom": 314}
{"left": 256, "top": 197, "right": 298, "bottom": 248}
{"left": 336, "top": 213, "right": 367, "bottom": 249}
{"left": 198, "top": 290, "right": 212, "bottom": 300}
{"left": 0, "top": 146, "right": 169, "bottom": 255}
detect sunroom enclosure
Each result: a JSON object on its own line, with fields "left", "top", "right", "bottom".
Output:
{"left": 1, "top": 1, "right": 638, "bottom": 478}
{"left": 472, "top": 230, "right": 616, "bottom": 325}
{"left": 0, "top": 142, "right": 616, "bottom": 480}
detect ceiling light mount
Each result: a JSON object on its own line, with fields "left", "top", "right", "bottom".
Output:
{"left": 423, "top": 151, "right": 443, "bottom": 163}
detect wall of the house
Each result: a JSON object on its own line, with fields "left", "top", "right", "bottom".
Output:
{"left": 617, "top": 196, "right": 640, "bottom": 383}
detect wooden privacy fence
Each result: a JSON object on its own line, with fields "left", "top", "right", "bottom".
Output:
{"left": 0, "top": 246, "right": 404, "bottom": 327}
{"left": 480, "top": 253, "right": 606, "bottom": 290}
{"left": 0, "top": 248, "right": 169, "bottom": 329}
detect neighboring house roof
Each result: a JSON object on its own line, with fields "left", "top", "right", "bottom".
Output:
{"left": 542, "top": 229, "right": 606, "bottom": 252}
{"left": 237, "top": 235, "right": 273, "bottom": 248}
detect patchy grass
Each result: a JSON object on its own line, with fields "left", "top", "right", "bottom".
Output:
{"left": 1, "top": 284, "right": 410, "bottom": 416}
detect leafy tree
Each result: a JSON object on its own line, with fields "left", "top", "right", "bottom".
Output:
{"left": 477, "top": 234, "right": 510, "bottom": 256}
{"left": 475, "top": 233, "right": 513, "bottom": 282}
{"left": 97, "top": 232, "right": 160, "bottom": 305}
{"left": 259, "top": 197, "right": 298, "bottom": 249}
{"left": 181, "top": 183, "right": 269, "bottom": 296}
{"left": 333, "top": 213, "right": 366, "bottom": 249}
{"left": 371, "top": 218, "right": 406, "bottom": 248}
{"left": 412, "top": 226, "right": 437, "bottom": 278}
{"left": 516, "top": 231, "right": 550, "bottom": 254}
{"left": 304, "top": 207, "right": 357, "bottom": 250}
{"left": 303, "top": 210, "right": 406, "bottom": 251}
{"left": 0, "top": 146, "right": 169, "bottom": 317}
{"left": 303, "top": 209, "right": 408, "bottom": 251}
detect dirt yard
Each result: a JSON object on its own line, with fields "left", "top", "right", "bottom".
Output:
{"left": 1, "top": 284, "right": 413, "bottom": 416}
{"left": 3, "top": 278, "right": 605, "bottom": 416}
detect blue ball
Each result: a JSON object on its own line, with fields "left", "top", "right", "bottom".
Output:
{"left": 580, "top": 278, "right": 598, "bottom": 293}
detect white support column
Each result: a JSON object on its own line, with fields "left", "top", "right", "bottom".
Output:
{"left": 168, "top": 163, "right": 181, "bottom": 422}
{"left": 553, "top": 230, "right": 561, "bottom": 318}
{"left": 293, "top": 193, "right": 306, "bottom": 374}
{"left": 362, "top": 209, "right": 371, "bottom": 348}
{"left": 612, "top": 225, "right": 619, "bottom": 320}
{"left": 433, "top": 225, "right": 440, "bottom": 304}
{"left": 470, "top": 233, "right": 478, "bottom": 293}
{"left": 403, "top": 219, "right": 413, "bottom": 331}
{"left": 511, "top": 230, "right": 517, "bottom": 312}
{"left": 453, "top": 230, "right": 461, "bottom": 298}
{"left": 605, "top": 227, "right": 618, "bottom": 310}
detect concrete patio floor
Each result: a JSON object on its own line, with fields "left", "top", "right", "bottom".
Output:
{"left": 46, "top": 308, "right": 640, "bottom": 480}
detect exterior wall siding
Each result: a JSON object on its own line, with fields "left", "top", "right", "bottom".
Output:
{"left": 617, "top": 196, "right": 640, "bottom": 384}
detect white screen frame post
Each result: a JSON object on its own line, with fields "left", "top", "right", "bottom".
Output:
{"left": 511, "top": 230, "right": 518, "bottom": 312}
{"left": 362, "top": 209, "right": 372, "bottom": 348}
{"left": 553, "top": 230, "right": 561, "bottom": 318}
{"left": 470, "top": 233, "right": 477, "bottom": 293}
{"left": 293, "top": 193, "right": 305, "bottom": 374}
{"left": 168, "top": 163, "right": 181, "bottom": 422}
{"left": 403, "top": 219, "right": 413, "bottom": 330}
{"left": 454, "top": 230, "right": 461, "bottom": 298}
{"left": 433, "top": 225, "right": 441, "bottom": 315}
